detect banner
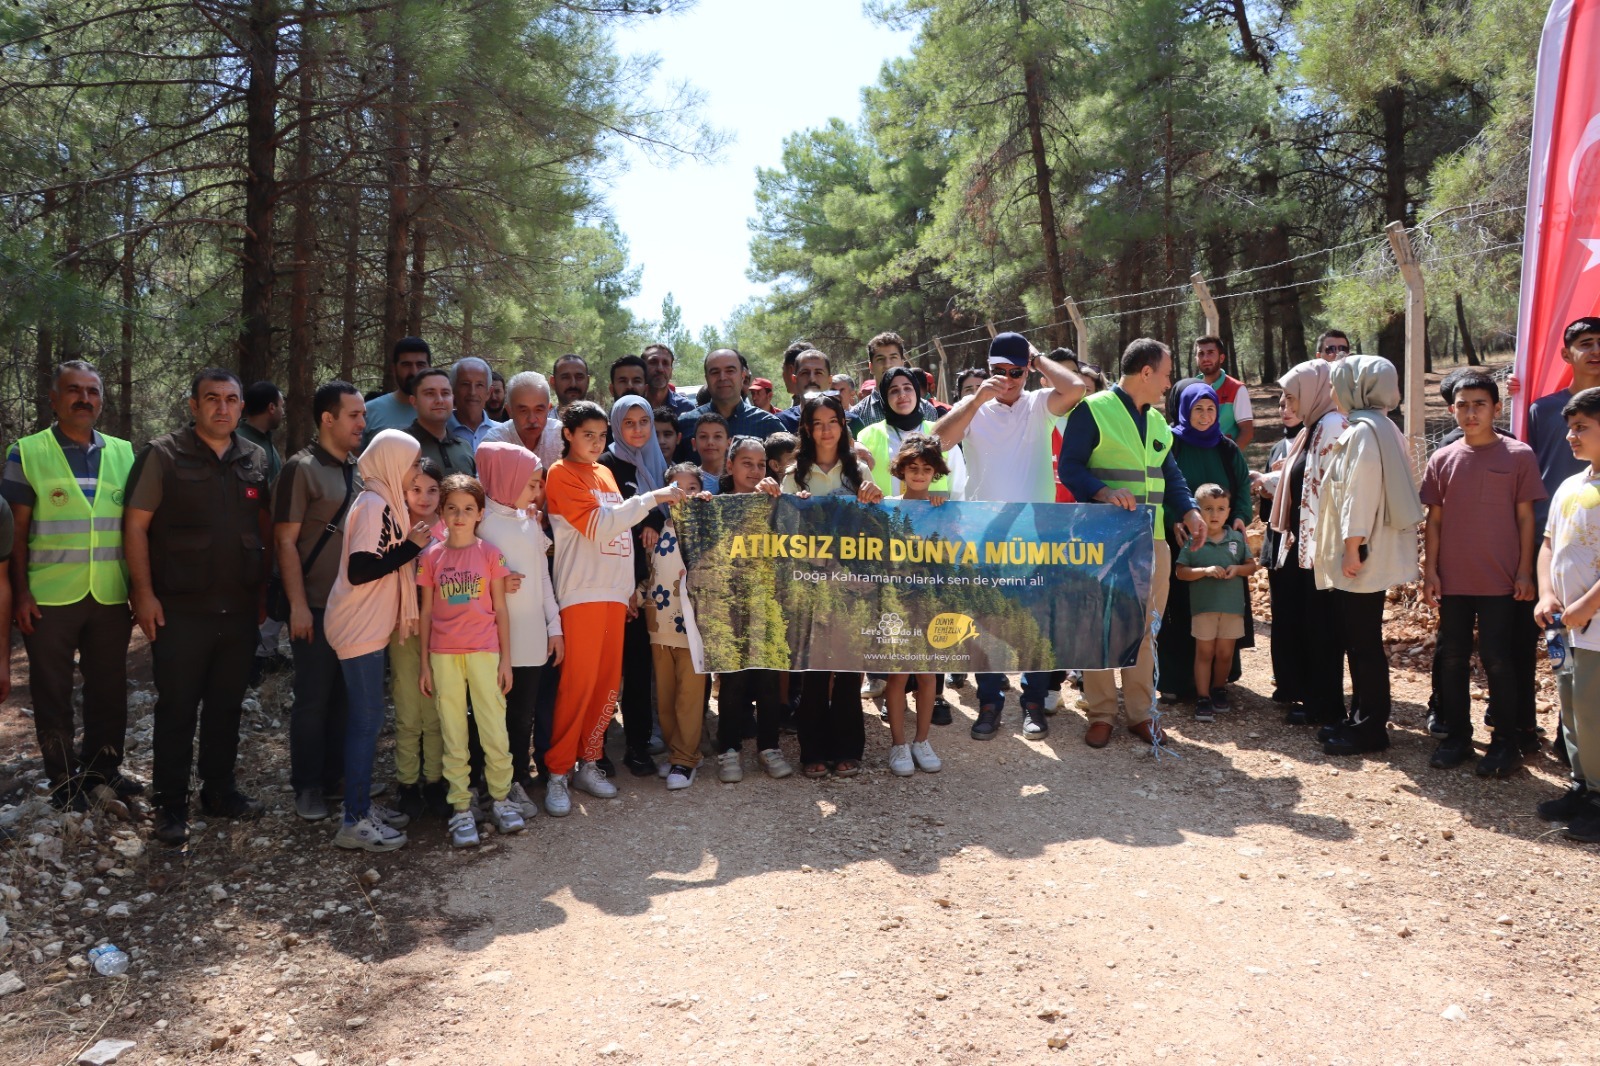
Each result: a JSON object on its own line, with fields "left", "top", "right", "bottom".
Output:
{"left": 676, "top": 495, "right": 1154, "bottom": 674}
{"left": 1513, "top": 0, "right": 1600, "bottom": 434}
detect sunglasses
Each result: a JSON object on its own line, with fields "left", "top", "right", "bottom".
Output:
{"left": 990, "top": 365, "right": 1029, "bottom": 379}
{"left": 1321, "top": 344, "right": 1350, "bottom": 354}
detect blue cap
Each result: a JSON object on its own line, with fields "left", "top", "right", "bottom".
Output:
{"left": 987, "top": 331, "right": 1030, "bottom": 366}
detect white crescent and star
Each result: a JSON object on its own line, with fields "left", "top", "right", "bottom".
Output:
{"left": 1571, "top": 113, "right": 1600, "bottom": 271}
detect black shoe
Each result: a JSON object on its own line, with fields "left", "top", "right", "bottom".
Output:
{"left": 1538, "top": 785, "right": 1593, "bottom": 822}
{"left": 1516, "top": 730, "right": 1543, "bottom": 757}
{"left": 1210, "top": 686, "right": 1231, "bottom": 712}
{"left": 152, "top": 806, "right": 190, "bottom": 846}
{"left": 946, "top": 674, "right": 967, "bottom": 689}
{"left": 395, "top": 782, "right": 425, "bottom": 821}
{"left": 1554, "top": 735, "right": 1573, "bottom": 767}
{"left": 1315, "top": 722, "right": 1344, "bottom": 743}
{"left": 199, "top": 789, "right": 264, "bottom": 820}
{"left": 1194, "top": 697, "right": 1215, "bottom": 724}
{"left": 1429, "top": 736, "right": 1472, "bottom": 769}
{"left": 1475, "top": 740, "right": 1522, "bottom": 779}
{"left": 98, "top": 770, "right": 146, "bottom": 799}
{"left": 1562, "top": 812, "right": 1600, "bottom": 844}
{"left": 623, "top": 748, "right": 656, "bottom": 777}
{"left": 595, "top": 754, "right": 616, "bottom": 779}
{"left": 422, "top": 779, "right": 451, "bottom": 818}
{"left": 48, "top": 778, "right": 92, "bottom": 812}
{"left": 1021, "top": 704, "right": 1049, "bottom": 738}
{"left": 1322, "top": 727, "right": 1390, "bottom": 757}
{"left": 1426, "top": 710, "right": 1449, "bottom": 738}
{"left": 248, "top": 657, "right": 266, "bottom": 688}
{"left": 931, "top": 698, "right": 953, "bottom": 727}
{"left": 1283, "top": 706, "right": 1311, "bottom": 726}
{"left": 970, "top": 705, "right": 1002, "bottom": 741}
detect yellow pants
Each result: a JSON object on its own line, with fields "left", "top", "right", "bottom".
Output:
{"left": 652, "top": 644, "right": 705, "bottom": 768}
{"left": 432, "top": 651, "right": 511, "bottom": 811}
{"left": 390, "top": 631, "right": 441, "bottom": 786}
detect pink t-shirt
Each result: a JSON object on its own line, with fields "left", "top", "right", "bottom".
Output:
{"left": 417, "top": 538, "right": 509, "bottom": 655}
{"left": 1419, "top": 437, "right": 1546, "bottom": 597}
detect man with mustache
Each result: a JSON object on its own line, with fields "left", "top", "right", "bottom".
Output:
{"left": 3, "top": 360, "right": 135, "bottom": 811}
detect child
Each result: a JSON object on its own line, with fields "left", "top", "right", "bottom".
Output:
{"left": 720, "top": 437, "right": 768, "bottom": 495}
{"left": 1420, "top": 372, "right": 1544, "bottom": 776}
{"left": 645, "top": 464, "right": 709, "bottom": 789}
{"left": 543, "top": 401, "right": 685, "bottom": 816}
{"left": 764, "top": 431, "right": 797, "bottom": 483}
{"left": 1535, "top": 387, "right": 1600, "bottom": 841}
{"left": 476, "top": 443, "right": 565, "bottom": 818}
{"left": 694, "top": 412, "right": 730, "bottom": 492}
{"left": 1175, "top": 483, "right": 1257, "bottom": 722}
{"left": 417, "top": 474, "right": 523, "bottom": 847}
{"left": 392, "top": 458, "right": 444, "bottom": 820}
{"left": 882, "top": 434, "right": 947, "bottom": 775}
{"left": 654, "top": 406, "right": 681, "bottom": 463}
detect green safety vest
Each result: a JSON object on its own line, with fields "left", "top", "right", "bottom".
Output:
{"left": 17, "top": 429, "right": 133, "bottom": 606}
{"left": 857, "top": 419, "right": 952, "bottom": 495}
{"left": 1084, "top": 390, "right": 1169, "bottom": 532}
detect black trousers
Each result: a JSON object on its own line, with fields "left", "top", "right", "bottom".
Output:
{"left": 1274, "top": 564, "right": 1347, "bottom": 724}
{"left": 620, "top": 612, "right": 653, "bottom": 754}
{"left": 717, "top": 669, "right": 781, "bottom": 753}
{"left": 287, "top": 608, "right": 345, "bottom": 792}
{"left": 151, "top": 610, "right": 257, "bottom": 809}
{"left": 1334, "top": 589, "right": 1389, "bottom": 735}
{"left": 506, "top": 664, "right": 544, "bottom": 784}
{"left": 797, "top": 671, "right": 865, "bottom": 764}
{"left": 1434, "top": 595, "right": 1530, "bottom": 744}
{"left": 24, "top": 596, "right": 133, "bottom": 787}
{"left": 1265, "top": 564, "right": 1300, "bottom": 702}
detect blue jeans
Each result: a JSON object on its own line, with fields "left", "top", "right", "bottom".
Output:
{"left": 289, "top": 609, "right": 347, "bottom": 792}
{"left": 975, "top": 672, "right": 1052, "bottom": 711}
{"left": 340, "top": 650, "right": 388, "bottom": 825}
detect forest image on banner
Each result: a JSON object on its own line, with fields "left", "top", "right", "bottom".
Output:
{"left": 676, "top": 496, "right": 1154, "bottom": 674}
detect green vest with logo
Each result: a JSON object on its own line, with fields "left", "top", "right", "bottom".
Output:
{"left": 17, "top": 429, "right": 134, "bottom": 606}
{"left": 1084, "top": 390, "right": 1169, "bottom": 532}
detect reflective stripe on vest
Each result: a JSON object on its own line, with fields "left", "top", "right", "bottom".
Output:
{"left": 17, "top": 430, "right": 134, "bottom": 606}
{"left": 1084, "top": 390, "right": 1170, "bottom": 532}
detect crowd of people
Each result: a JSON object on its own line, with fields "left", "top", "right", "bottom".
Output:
{"left": 7, "top": 316, "right": 1600, "bottom": 853}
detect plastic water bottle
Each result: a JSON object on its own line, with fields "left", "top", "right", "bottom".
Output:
{"left": 1546, "top": 616, "right": 1575, "bottom": 677}
{"left": 88, "top": 944, "right": 129, "bottom": 976}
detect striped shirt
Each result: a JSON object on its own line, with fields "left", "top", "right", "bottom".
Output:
{"left": 1, "top": 426, "right": 104, "bottom": 508}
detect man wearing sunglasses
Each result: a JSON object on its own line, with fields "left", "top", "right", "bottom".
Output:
{"left": 1316, "top": 330, "right": 1352, "bottom": 361}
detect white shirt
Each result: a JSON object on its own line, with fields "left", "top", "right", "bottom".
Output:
{"left": 478, "top": 417, "right": 563, "bottom": 469}
{"left": 477, "top": 501, "right": 563, "bottom": 666}
{"left": 1547, "top": 468, "right": 1600, "bottom": 652}
{"left": 960, "top": 389, "right": 1059, "bottom": 504}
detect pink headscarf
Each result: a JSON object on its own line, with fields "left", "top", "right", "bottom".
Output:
{"left": 476, "top": 441, "right": 540, "bottom": 510}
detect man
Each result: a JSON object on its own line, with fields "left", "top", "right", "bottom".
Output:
{"left": 447, "top": 357, "right": 499, "bottom": 450}
{"left": 480, "top": 370, "right": 563, "bottom": 467}
{"left": 956, "top": 367, "right": 987, "bottom": 399}
{"left": 238, "top": 382, "right": 284, "bottom": 484}
{"left": 407, "top": 367, "right": 475, "bottom": 476}
{"left": 552, "top": 353, "right": 592, "bottom": 408}
{"left": 1193, "top": 336, "right": 1254, "bottom": 447}
{"left": 1059, "top": 338, "right": 1206, "bottom": 750}
{"left": 776, "top": 349, "right": 836, "bottom": 430}
{"left": 276, "top": 381, "right": 364, "bottom": 822}
{"left": 643, "top": 343, "right": 697, "bottom": 416}
{"left": 486, "top": 370, "right": 508, "bottom": 423}
{"left": 1315, "top": 330, "right": 1351, "bottom": 362}
{"left": 779, "top": 340, "right": 814, "bottom": 406}
{"left": 362, "top": 337, "right": 432, "bottom": 442}
{"left": 749, "top": 377, "right": 776, "bottom": 413}
{"left": 832, "top": 373, "right": 859, "bottom": 410}
{"left": 931, "top": 333, "right": 1086, "bottom": 741}
{"left": 4, "top": 360, "right": 131, "bottom": 810}
{"left": 609, "top": 354, "right": 649, "bottom": 402}
{"left": 125, "top": 368, "right": 273, "bottom": 845}
{"left": 676, "top": 349, "right": 785, "bottom": 459}
{"left": 851, "top": 330, "right": 935, "bottom": 431}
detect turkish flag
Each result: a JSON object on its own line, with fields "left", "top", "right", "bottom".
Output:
{"left": 1513, "top": 0, "right": 1600, "bottom": 434}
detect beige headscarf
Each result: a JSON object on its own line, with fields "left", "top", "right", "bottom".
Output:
{"left": 1330, "top": 355, "right": 1425, "bottom": 531}
{"left": 358, "top": 429, "right": 422, "bottom": 639}
{"left": 1268, "top": 360, "right": 1337, "bottom": 534}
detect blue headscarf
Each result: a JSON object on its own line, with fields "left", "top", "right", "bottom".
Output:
{"left": 607, "top": 395, "right": 667, "bottom": 505}
{"left": 1171, "top": 380, "right": 1223, "bottom": 449}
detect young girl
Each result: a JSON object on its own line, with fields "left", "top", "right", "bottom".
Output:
{"left": 476, "top": 443, "right": 564, "bottom": 819}
{"left": 544, "top": 401, "right": 685, "bottom": 816}
{"left": 883, "top": 434, "right": 947, "bottom": 775}
{"left": 392, "top": 458, "right": 444, "bottom": 820}
{"left": 760, "top": 394, "right": 883, "bottom": 778}
{"left": 324, "top": 430, "right": 431, "bottom": 852}
{"left": 417, "top": 474, "right": 523, "bottom": 847}
{"left": 645, "top": 463, "right": 712, "bottom": 789}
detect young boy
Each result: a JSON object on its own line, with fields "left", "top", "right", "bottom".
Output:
{"left": 1175, "top": 484, "right": 1257, "bottom": 722}
{"left": 694, "top": 412, "right": 730, "bottom": 493}
{"left": 764, "top": 431, "right": 797, "bottom": 482}
{"left": 654, "top": 406, "right": 680, "bottom": 463}
{"left": 1421, "top": 371, "right": 1545, "bottom": 776}
{"left": 1536, "top": 387, "right": 1600, "bottom": 840}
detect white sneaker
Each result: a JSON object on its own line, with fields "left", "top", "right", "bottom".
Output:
{"left": 1044, "top": 690, "right": 1063, "bottom": 712}
{"left": 888, "top": 744, "right": 914, "bottom": 777}
{"left": 572, "top": 761, "right": 618, "bottom": 799}
{"left": 861, "top": 677, "right": 887, "bottom": 698}
{"left": 544, "top": 774, "right": 571, "bottom": 817}
{"left": 666, "top": 764, "right": 697, "bottom": 791}
{"left": 758, "top": 748, "right": 793, "bottom": 779}
{"left": 488, "top": 798, "right": 525, "bottom": 834}
{"left": 333, "top": 815, "right": 406, "bottom": 852}
{"left": 656, "top": 759, "right": 672, "bottom": 780}
{"left": 367, "top": 800, "right": 410, "bottom": 830}
{"left": 448, "top": 810, "right": 480, "bottom": 847}
{"left": 911, "top": 740, "right": 942, "bottom": 773}
{"left": 506, "top": 782, "right": 539, "bottom": 820}
{"left": 718, "top": 750, "right": 744, "bottom": 783}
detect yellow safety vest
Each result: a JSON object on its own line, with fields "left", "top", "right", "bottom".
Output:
{"left": 17, "top": 429, "right": 133, "bottom": 606}
{"left": 1084, "top": 390, "right": 1169, "bottom": 532}
{"left": 857, "top": 419, "right": 952, "bottom": 495}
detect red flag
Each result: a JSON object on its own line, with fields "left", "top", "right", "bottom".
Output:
{"left": 1513, "top": 0, "right": 1600, "bottom": 434}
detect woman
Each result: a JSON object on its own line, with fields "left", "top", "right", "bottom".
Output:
{"left": 760, "top": 394, "right": 884, "bottom": 777}
{"left": 1156, "top": 382, "right": 1253, "bottom": 703}
{"left": 856, "top": 366, "right": 966, "bottom": 497}
{"left": 1266, "top": 360, "right": 1350, "bottom": 729}
{"left": 1254, "top": 393, "right": 1303, "bottom": 705}
{"left": 1314, "top": 355, "right": 1424, "bottom": 757}
{"left": 598, "top": 395, "right": 669, "bottom": 778}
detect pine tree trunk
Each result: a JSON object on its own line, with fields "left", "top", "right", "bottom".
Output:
{"left": 1376, "top": 84, "right": 1409, "bottom": 382}
{"left": 1018, "top": 0, "right": 1068, "bottom": 350}
{"left": 338, "top": 175, "right": 360, "bottom": 385}
{"left": 119, "top": 180, "right": 136, "bottom": 439}
{"left": 238, "top": 0, "right": 281, "bottom": 386}
{"left": 407, "top": 118, "right": 431, "bottom": 340}
{"left": 1455, "top": 293, "right": 1480, "bottom": 366}
{"left": 381, "top": 49, "right": 413, "bottom": 391}
{"left": 286, "top": 16, "right": 317, "bottom": 454}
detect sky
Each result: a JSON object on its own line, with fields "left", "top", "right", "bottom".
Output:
{"left": 606, "top": 0, "right": 918, "bottom": 338}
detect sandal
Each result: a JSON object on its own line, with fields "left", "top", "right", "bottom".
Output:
{"left": 802, "top": 762, "right": 830, "bottom": 779}
{"left": 833, "top": 760, "right": 861, "bottom": 778}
